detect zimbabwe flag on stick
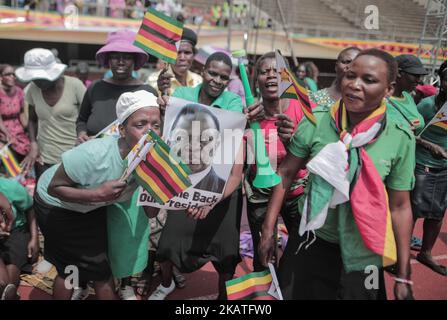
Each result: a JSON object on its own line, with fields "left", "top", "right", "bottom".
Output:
{"left": 417, "top": 101, "right": 447, "bottom": 137}
{"left": 133, "top": 130, "right": 192, "bottom": 205}
{"left": 134, "top": 8, "right": 184, "bottom": 65}
{"left": 275, "top": 50, "right": 316, "bottom": 126}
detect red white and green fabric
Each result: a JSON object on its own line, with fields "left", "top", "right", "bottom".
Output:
{"left": 300, "top": 99, "right": 397, "bottom": 267}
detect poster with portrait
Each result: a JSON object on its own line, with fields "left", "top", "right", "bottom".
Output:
{"left": 137, "top": 97, "right": 247, "bottom": 210}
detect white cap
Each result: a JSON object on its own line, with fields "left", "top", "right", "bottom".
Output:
{"left": 15, "top": 48, "right": 67, "bottom": 82}
{"left": 116, "top": 90, "right": 158, "bottom": 124}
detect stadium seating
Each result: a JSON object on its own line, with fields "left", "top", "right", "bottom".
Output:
{"left": 187, "top": 0, "right": 435, "bottom": 43}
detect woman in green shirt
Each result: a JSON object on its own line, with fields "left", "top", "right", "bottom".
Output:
{"left": 34, "top": 90, "right": 161, "bottom": 300}
{"left": 153, "top": 52, "right": 260, "bottom": 300}
{"left": 259, "top": 49, "right": 415, "bottom": 300}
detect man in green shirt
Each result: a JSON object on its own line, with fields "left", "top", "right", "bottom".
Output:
{"left": 387, "top": 54, "right": 427, "bottom": 134}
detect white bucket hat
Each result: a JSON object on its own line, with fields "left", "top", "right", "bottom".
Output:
{"left": 116, "top": 90, "right": 159, "bottom": 124}
{"left": 15, "top": 48, "right": 67, "bottom": 82}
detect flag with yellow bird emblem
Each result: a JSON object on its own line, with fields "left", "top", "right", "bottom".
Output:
{"left": 275, "top": 50, "right": 316, "bottom": 126}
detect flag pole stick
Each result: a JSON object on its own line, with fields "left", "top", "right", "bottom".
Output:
{"left": 416, "top": 124, "right": 430, "bottom": 138}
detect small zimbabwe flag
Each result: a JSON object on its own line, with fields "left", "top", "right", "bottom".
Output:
{"left": 0, "top": 143, "right": 22, "bottom": 177}
{"left": 94, "top": 120, "right": 120, "bottom": 139}
{"left": 226, "top": 263, "right": 283, "bottom": 300}
{"left": 134, "top": 8, "right": 184, "bottom": 65}
{"left": 417, "top": 101, "right": 447, "bottom": 137}
{"left": 427, "top": 101, "right": 447, "bottom": 131}
{"left": 133, "top": 130, "right": 192, "bottom": 205}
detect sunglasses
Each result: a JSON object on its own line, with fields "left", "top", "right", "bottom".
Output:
{"left": 1, "top": 72, "right": 15, "bottom": 77}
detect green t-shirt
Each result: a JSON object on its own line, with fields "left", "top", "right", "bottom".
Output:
{"left": 288, "top": 107, "right": 416, "bottom": 271}
{"left": 0, "top": 177, "right": 33, "bottom": 230}
{"left": 36, "top": 136, "right": 137, "bottom": 213}
{"left": 172, "top": 84, "right": 244, "bottom": 113}
{"left": 387, "top": 91, "right": 425, "bottom": 134}
{"left": 416, "top": 96, "right": 447, "bottom": 169}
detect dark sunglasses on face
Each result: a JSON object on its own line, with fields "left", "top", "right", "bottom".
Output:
{"left": 2, "top": 73, "right": 15, "bottom": 77}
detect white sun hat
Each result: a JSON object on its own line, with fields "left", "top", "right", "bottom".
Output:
{"left": 15, "top": 48, "right": 67, "bottom": 82}
{"left": 116, "top": 90, "right": 159, "bottom": 124}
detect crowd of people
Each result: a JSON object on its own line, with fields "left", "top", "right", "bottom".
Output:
{"left": 2, "top": 0, "right": 256, "bottom": 27}
{"left": 0, "top": 24, "right": 446, "bottom": 301}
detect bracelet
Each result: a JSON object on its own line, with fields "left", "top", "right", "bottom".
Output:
{"left": 394, "top": 277, "right": 413, "bottom": 286}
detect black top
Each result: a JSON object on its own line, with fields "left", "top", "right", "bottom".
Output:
{"left": 76, "top": 80, "right": 157, "bottom": 136}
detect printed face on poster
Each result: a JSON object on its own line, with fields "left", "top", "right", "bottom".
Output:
{"left": 138, "top": 97, "right": 246, "bottom": 210}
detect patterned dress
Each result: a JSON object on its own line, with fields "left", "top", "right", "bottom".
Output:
{"left": 0, "top": 87, "right": 30, "bottom": 156}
